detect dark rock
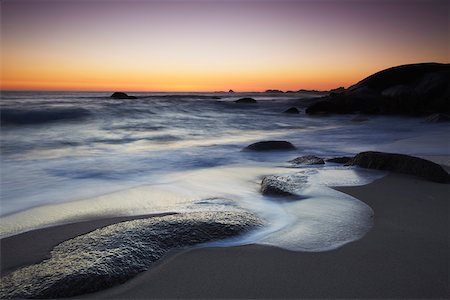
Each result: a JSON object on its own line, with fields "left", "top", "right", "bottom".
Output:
{"left": 265, "top": 89, "right": 284, "bottom": 93}
{"left": 228, "top": 89, "right": 234, "bottom": 93}
{"left": 289, "top": 155, "right": 325, "bottom": 165}
{"left": 0, "top": 210, "right": 263, "bottom": 299}
{"left": 244, "top": 141, "right": 296, "bottom": 151}
{"left": 305, "top": 63, "right": 450, "bottom": 116}
{"left": 326, "top": 156, "right": 353, "bottom": 164}
{"left": 425, "top": 113, "right": 450, "bottom": 123}
{"left": 350, "top": 151, "right": 450, "bottom": 183}
{"left": 283, "top": 107, "right": 300, "bottom": 114}
{"left": 260, "top": 174, "right": 308, "bottom": 196}
{"left": 235, "top": 97, "right": 257, "bottom": 103}
{"left": 110, "top": 92, "right": 137, "bottom": 99}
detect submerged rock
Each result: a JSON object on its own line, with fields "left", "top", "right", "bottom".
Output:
{"left": 110, "top": 92, "right": 137, "bottom": 99}
{"left": 350, "top": 151, "right": 450, "bottom": 183}
{"left": 283, "top": 107, "right": 300, "bottom": 114}
{"left": 261, "top": 174, "right": 308, "bottom": 196}
{"left": 235, "top": 97, "right": 257, "bottom": 104}
{"left": 0, "top": 211, "right": 263, "bottom": 299}
{"left": 289, "top": 155, "right": 325, "bottom": 165}
{"left": 244, "top": 141, "right": 296, "bottom": 151}
{"left": 326, "top": 156, "right": 353, "bottom": 164}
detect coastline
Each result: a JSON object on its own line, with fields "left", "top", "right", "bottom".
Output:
{"left": 1, "top": 158, "right": 448, "bottom": 298}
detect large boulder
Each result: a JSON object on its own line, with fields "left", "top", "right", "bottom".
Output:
{"left": 306, "top": 63, "right": 450, "bottom": 116}
{"left": 0, "top": 211, "right": 262, "bottom": 299}
{"left": 350, "top": 151, "right": 450, "bottom": 183}
{"left": 235, "top": 97, "right": 257, "bottom": 104}
{"left": 244, "top": 141, "right": 296, "bottom": 151}
{"left": 289, "top": 155, "right": 324, "bottom": 165}
{"left": 110, "top": 92, "right": 137, "bottom": 99}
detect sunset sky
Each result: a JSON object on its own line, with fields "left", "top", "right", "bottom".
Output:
{"left": 1, "top": 0, "right": 448, "bottom": 92}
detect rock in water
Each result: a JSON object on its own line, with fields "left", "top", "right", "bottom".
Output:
{"left": 261, "top": 174, "right": 308, "bottom": 196}
{"left": 228, "top": 89, "right": 234, "bottom": 93}
{"left": 350, "top": 151, "right": 450, "bottom": 183}
{"left": 244, "top": 141, "right": 296, "bottom": 151}
{"left": 110, "top": 92, "right": 137, "bottom": 99}
{"left": 283, "top": 107, "right": 300, "bottom": 114}
{"left": 235, "top": 97, "right": 257, "bottom": 103}
{"left": 0, "top": 211, "right": 263, "bottom": 299}
{"left": 289, "top": 155, "right": 325, "bottom": 165}
{"left": 326, "top": 156, "right": 353, "bottom": 164}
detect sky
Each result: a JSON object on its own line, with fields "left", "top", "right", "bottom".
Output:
{"left": 1, "top": 0, "right": 448, "bottom": 92}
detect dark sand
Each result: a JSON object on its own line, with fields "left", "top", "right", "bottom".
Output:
{"left": 1, "top": 172, "right": 449, "bottom": 299}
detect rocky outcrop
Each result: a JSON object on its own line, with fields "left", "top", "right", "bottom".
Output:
{"left": 244, "top": 141, "right": 296, "bottom": 151}
{"left": 235, "top": 97, "right": 257, "bottom": 104}
{"left": 110, "top": 92, "right": 137, "bottom": 99}
{"left": 326, "top": 156, "right": 353, "bottom": 164}
{"left": 289, "top": 155, "right": 324, "bottom": 165}
{"left": 283, "top": 107, "right": 300, "bottom": 114}
{"left": 350, "top": 151, "right": 450, "bottom": 183}
{"left": 0, "top": 211, "right": 263, "bottom": 299}
{"left": 306, "top": 63, "right": 450, "bottom": 115}
{"left": 228, "top": 89, "right": 234, "bottom": 93}
{"left": 265, "top": 89, "right": 284, "bottom": 93}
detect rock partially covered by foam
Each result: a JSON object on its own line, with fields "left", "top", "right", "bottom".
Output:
{"left": 244, "top": 141, "right": 296, "bottom": 151}
{"left": 289, "top": 155, "right": 325, "bottom": 165}
{"left": 0, "top": 211, "right": 263, "bottom": 299}
{"left": 110, "top": 92, "right": 137, "bottom": 99}
{"left": 350, "top": 151, "right": 450, "bottom": 183}
{"left": 261, "top": 174, "right": 308, "bottom": 196}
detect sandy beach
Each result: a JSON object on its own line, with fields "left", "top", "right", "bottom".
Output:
{"left": 1, "top": 161, "right": 448, "bottom": 299}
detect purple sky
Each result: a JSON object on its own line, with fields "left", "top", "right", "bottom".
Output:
{"left": 1, "top": 0, "right": 448, "bottom": 91}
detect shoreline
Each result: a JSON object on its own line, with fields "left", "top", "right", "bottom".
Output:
{"left": 1, "top": 158, "right": 449, "bottom": 298}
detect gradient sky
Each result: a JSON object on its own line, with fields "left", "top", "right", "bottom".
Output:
{"left": 1, "top": 0, "right": 448, "bottom": 92}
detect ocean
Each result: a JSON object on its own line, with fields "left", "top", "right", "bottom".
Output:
{"left": 1, "top": 91, "right": 448, "bottom": 250}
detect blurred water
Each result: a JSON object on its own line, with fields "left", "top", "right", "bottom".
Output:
{"left": 1, "top": 91, "right": 449, "bottom": 249}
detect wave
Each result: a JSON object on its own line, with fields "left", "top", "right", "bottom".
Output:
{"left": 1, "top": 107, "right": 91, "bottom": 126}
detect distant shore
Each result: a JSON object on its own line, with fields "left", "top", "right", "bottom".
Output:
{"left": 1, "top": 157, "right": 448, "bottom": 299}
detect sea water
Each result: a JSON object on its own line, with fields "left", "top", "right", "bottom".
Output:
{"left": 1, "top": 91, "right": 448, "bottom": 250}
